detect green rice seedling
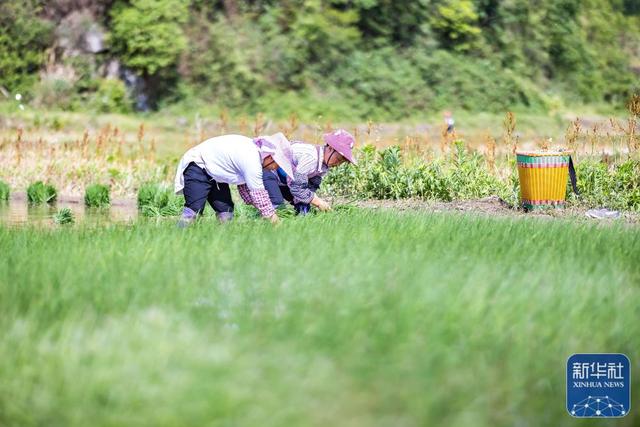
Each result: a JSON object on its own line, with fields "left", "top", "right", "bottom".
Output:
{"left": 53, "top": 207, "right": 74, "bottom": 225}
{"left": 84, "top": 184, "right": 110, "bottom": 208}
{"left": 137, "top": 182, "right": 184, "bottom": 217}
{"left": 159, "top": 194, "right": 184, "bottom": 216}
{"left": 0, "top": 181, "right": 9, "bottom": 201}
{"left": 137, "top": 182, "right": 161, "bottom": 208}
{"left": 275, "top": 204, "right": 296, "bottom": 218}
{"left": 331, "top": 204, "right": 358, "bottom": 213}
{"left": 0, "top": 211, "right": 638, "bottom": 426}
{"left": 235, "top": 204, "right": 303, "bottom": 220}
{"left": 139, "top": 205, "right": 163, "bottom": 217}
{"left": 26, "top": 181, "right": 57, "bottom": 204}
{"left": 233, "top": 203, "right": 261, "bottom": 220}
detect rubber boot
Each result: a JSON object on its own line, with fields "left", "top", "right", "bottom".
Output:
{"left": 294, "top": 203, "right": 311, "bottom": 216}
{"left": 177, "top": 207, "right": 197, "bottom": 228}
{"left": 217, "top": 211, "right": 234, "bottom": 223}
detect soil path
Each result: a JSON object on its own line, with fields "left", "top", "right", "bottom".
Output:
{"left": 329, "top": 195, "right": 640, "bottom": 225}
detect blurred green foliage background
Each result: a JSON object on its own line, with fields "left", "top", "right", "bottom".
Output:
{"left": 1, "top": 0, "right": 639, "bottom": 119}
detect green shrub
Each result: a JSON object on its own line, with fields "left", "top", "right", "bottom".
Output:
{"left": 27, "top": 181, "right": 57, "bottom": 204}
{"left": 325, "top": 146, "right": 640, "bottom": 211}
{"left": 561, "top": 157, "right": 640, "bottom": 211}
{"left": 84, "top": 184, "right": 110, "bottom": 208}
{"left": 110, "top": 0, "right": 188, "bottom": 76}
{"left": 333, "top": 49, "right": 431, "bottom": 120}
{"left": 496, "top": 161, "right": 521, "bottom": 209}
{"left": 92, "top": 78, "right": 131, "bottom": 113}
{"left": 0, "top": 181, "right": 10, "bottom": 201}
{"left": 180, "top": 15, "right": 264, "bottom": 106}
{"left": 0, "top": 1, "right": 53, "bottom": 93}
{"left": 573, "top": 159, "right": 618, "bottom": 208}
{"left": 137, "top": 183, "right": 184, "bottom": 217}
{"left": 447, "top": 140, "right": 505, "bottom": 200}
{"left": 33, "top": 77, "right": 76, "bottom": 110}
{"left": 53, "top": 207, "right": 74, "bottom": 225}
{"left": 429, "top": 0, "right": 481, "bottom": 53}
{"left": 612, "top": 158, "right": 640, "bottom": 209}
{"left": 411, "top": 49, "right": 548, "bottom": 112}
{"left": 325, "top": 145, "right": 467, "bottom": 201}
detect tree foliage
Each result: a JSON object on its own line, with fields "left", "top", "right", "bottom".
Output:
{"left": 109, "top": 0, "right": 189, "bottom": 76}
{"left": 0, "top": 1, "right": 53, "bottom": 93}
{"left": 431, "top": 0, "right": 482, "bottom": 52}
{"left": 2, "top": 0, "right": 638, "bottom": 117}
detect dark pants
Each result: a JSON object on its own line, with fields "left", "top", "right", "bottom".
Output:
{"left": 183, "top": 162, "right": 234, "bottom": 214}
{"left": 263, "top": 170, "right": 293, "bottom": 207}
{"left": 262, "top": 169, "right": 320, "bottom": 214}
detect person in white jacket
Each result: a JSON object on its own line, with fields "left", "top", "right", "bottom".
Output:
{"left": 174, "top": 133, "right": 294, "bottom": 225}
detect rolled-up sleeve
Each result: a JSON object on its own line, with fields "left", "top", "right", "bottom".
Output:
{"left": 237, "top": 184, "right": 253, "bottom": 205}
{"left": 235, "top": 153, "right": 274, "bottom": 217}
{"left": 249, "top": 189, "right": 275, "bottom": 217}
{"left": 237, "top": 184, "right": 274, "bottom": 217}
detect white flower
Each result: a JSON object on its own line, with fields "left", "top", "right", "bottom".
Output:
{"left": 15, "top": 93, "right": 22, "bottom": 101}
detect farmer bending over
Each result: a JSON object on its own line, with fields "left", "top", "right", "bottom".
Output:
{"left": 174, "top": 133, "right": 294, "bottom": 226}
{"left": 263, "top": 129, "right": 357, "bottom": 214}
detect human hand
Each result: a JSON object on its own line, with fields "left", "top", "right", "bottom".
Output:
{"left": 315, "top": 198, "right": 332, "bottom": 211}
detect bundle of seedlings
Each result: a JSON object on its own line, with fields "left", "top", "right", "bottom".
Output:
{"left": 53, "top": 208, "right": 74, "bottom": 225}
{"left": 84, "top": 184, "right": 111, "bottom": 208}
{"left": 137, "top": 183, "right": 184, "bottom": 217}
{"left": 27, "top": 181, "right": 57, "bottom": 204}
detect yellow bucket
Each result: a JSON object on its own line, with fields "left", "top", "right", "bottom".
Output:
{"left": 516, "top": 150, "right": 572, "bottom": 210}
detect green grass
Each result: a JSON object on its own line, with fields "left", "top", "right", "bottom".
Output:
{"left": 0, "top": 180, "right": 9, "bottom": 201}
{"left": 0, "top": 210, "right": 638, "bottom": 426}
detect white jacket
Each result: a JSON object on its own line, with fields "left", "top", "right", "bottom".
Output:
{"left": 174, "top": 134, "right": 265, "bottom": 194}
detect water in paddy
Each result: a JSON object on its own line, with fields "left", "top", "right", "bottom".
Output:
{"left": 0, "top": 194, "right": 138, "bottom": 226}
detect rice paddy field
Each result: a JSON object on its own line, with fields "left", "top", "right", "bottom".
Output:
{"left": 1, "top": 103, "right": 639, "bottom": 426}
{"left": 0, "top": 210, "right": 639, "bottom": 426}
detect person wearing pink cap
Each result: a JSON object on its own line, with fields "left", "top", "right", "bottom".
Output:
{"left": 174, "top": 133, "right": 294, "bottom": 225}
{"left": 262, "top": 129, "right": 357, "bottom": 214}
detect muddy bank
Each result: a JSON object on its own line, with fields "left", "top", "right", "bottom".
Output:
{"left": 329, "top": 195, "right": 640, "bottom": 225}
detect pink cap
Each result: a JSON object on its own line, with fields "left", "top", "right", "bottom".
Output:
{"left": 323, "top": 129, "right": 357, "bottom": 164}
{"left": 254, "top": 133, "right": 295, "bottom": 179}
